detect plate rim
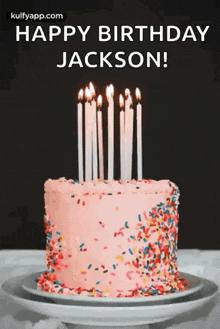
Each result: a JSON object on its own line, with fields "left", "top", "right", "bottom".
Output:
{"left": 21, "top": 270, "right": 202, "bottom": 303}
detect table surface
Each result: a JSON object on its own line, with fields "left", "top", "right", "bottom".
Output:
{"left": 0, "top": 249, "right": 220, "bottom": 329}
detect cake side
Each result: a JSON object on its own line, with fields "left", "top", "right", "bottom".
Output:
{"left": 37, "top": 178, "right": 188, "bottom": 297}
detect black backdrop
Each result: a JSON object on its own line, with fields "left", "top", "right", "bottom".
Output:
{"left": 0, "top": 0, "right": 220, "bottom": 249}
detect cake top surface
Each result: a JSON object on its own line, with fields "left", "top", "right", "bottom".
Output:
{"left": 44, "top": 178, "right": 179, "bottom": 197}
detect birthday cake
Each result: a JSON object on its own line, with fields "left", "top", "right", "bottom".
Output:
{"left": 37, "top": 177, "right": 188, "bottom": 297}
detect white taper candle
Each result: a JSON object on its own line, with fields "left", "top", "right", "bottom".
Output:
{"left": 124, "top": 89, "right": 130, "bottom": 181}
{"left": 85, "top": 87, "right": 92, "bottom": 181}
{"left": 136, "top": 88, "right": 142, "bottom": 181}
{"left": 97, "top": 95, "right": 104, "bottom": 181}
{"left": 107, "top": 85, "right": 114, "bottom": 181}
{"left": 124, "top": 91, "right": 132, "bottom": 181}
{"left": 77, "top": 89, "right": 84, "bottom": 182}
{"left": 90, "top": 83, "right": 98, "bottom": 182}
{"left": 128, "top": 107, "right": 134, "bottom": 181}
{"left": 119, "top": 94, "right": 125, "bottom": 182}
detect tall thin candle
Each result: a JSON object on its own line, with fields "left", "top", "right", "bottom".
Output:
{"left": 85, "top": 87, "right": 92, "bottom": 181}
{"left": 128, "top": 109, "right": 134, "bottom": 180}
{"left": 124, "top": 92, "right": 132, "bottom": 181}
{"left": 97, "top": 95, "right": 104, "bottom": 181}
{"left": 124, "top": 89, "right": 130, "bottom": 181}
{"left": 119, "top": 94, "right": 125, "bottom": 182}
{"left": 128, "top": 97, "right": 134, "bottom": 181}
{"left": 136, "top": 88, "right": 142, "bottom": 181}
{"left": 90, "top": 82, "right": 98, "bottom": 182}
{"left": 77, "top": 89, "right": 84, "bottom": 182}
{"left": 107, "top": 85, "right": 114, "bottom": 181}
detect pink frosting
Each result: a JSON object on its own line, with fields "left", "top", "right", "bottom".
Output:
{"left": 42, "top": 178, "right": 181, "bottom": 297}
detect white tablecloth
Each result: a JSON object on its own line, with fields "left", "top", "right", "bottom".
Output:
{"left": 0, "top": 249, "right": 219, "bottom": 328}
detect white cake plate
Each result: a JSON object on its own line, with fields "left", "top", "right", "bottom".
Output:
{"left": 2, "top": 272, "right": 218, "bottom": 329}
{"left": 21, "top": 271, "right": 202, "bottom": 305}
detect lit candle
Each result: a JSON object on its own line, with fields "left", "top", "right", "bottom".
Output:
{"left": 85, "top": 87, "right": 92, "bottom": 181}
{"left": 124, "top": 91, "right": 132, "bottom": 181}
{"left": 97, "top": 95, "right": 104, "bottom": 181}
{"left": 124, "top": 89, "right": 130, "bottom": 181}
{"left": 119, "top": 94, "right": 125, "bottom": 182}
{"left": 136, "top": 88, "right": 142, "bottom": 181}
{"left": 77, "top": 89, "right": 84, "bottom": 182}
{"left": 128, "top": 96, "right": 134, "bottom": 181}
{"left": 90, "top": 82, "right": 98, "bottom": 182}
{"left": 107, "top": 85, "right": 114, "bottom": 181}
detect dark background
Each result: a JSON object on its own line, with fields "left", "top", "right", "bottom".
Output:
{"left": 0, "top": 0, "right": 220, "bottom": 249}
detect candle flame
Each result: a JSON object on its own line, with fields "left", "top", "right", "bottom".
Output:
{"left": 135, "top": 88, "right": 141, "bottom": 101}
{"left": 109, "top": 84, "right": 114, "bottom": 96}
{"left": 106, "top": 85, "right": 111, "bottom": 100}
{"left": 125, "top": 88, "right": 130, "bottom": 98}
{"left": 119, "top": 94, "right": 124, "bottom": 109}
{"left": 85, "top": 87, "right": 92, "bottom": 101}
{"left": 89, "top": 82, "right": 95, "bottom": 98}
{"left": 78, "top": 89, "right": 83, "bottom": 100}
{"left": 97, "top": 95, "right": 102, "bottom": 108}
